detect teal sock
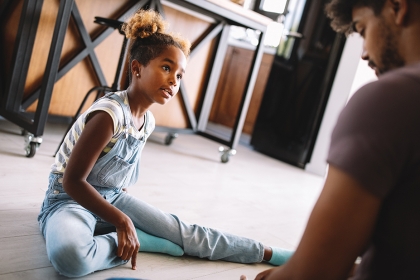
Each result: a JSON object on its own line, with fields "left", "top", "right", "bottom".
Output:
{"left": 135, "top": 228, "right": 184, "bottom": 256}
{"left": 268, "top": 247, "right": 294, "bottom": 266}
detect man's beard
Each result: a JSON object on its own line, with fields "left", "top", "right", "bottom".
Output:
{"left": 370, "top": 19, "right": 405, "bottom": 76}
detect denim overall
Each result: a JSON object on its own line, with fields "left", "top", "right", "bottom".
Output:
{"left": 38, "top": 93, "right": 264, "bottom": 278}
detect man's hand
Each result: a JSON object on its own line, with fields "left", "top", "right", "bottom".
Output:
{"left": 249, "top": 166, "right": 380, "bottom": 280}
{"left": 254, "top": 268, "right": 276, "bottom": 280}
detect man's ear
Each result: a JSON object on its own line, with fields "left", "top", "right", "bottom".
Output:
{"left": 390, "top": 0, "right": 408, "bottom": 25}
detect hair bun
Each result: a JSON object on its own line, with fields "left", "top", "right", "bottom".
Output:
{"left": 122, "top": 9, "right": 167, "bottom": 39}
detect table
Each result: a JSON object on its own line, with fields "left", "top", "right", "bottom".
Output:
{"left": 0, "top": 0, "right": 271, "bottom": 161}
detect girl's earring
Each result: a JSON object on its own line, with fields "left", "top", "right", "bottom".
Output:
{"left": 136, "top": 74, "right": 139, "bottom": 77}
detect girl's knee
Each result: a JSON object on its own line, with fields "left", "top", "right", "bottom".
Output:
{"left": 49, "top": 242, "right": 94, "bottom": 277}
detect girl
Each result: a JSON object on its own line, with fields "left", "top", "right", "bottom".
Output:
{"left": 38, "top": 9, "right": 293, "bottom": 278}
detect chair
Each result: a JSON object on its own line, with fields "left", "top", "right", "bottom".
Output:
{"left": 54, "top": 17, "right": 128, "bottom": 156}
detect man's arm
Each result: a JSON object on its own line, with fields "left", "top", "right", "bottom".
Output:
{"left": 257, "top": 165, "right": 381, "bottom": 280}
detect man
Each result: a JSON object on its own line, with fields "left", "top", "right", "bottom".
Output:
{"left": 248, "top": 0, "right": 420, "bottom": 279}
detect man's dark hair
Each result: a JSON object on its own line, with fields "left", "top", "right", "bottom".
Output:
{"left": 325, "top": 0, "right": 387, "bottom": 34}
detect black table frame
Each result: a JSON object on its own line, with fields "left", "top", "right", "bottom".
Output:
{"left": 0, "top": 0, "right": 267, "bottom": 158}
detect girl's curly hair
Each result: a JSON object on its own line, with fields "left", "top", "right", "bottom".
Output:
{"left": 121, "top": 9, "right": 191, "bottom": 77}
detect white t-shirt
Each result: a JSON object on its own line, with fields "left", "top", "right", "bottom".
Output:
{"left": 52, "top": 90, "right": 155, "bottom": 173}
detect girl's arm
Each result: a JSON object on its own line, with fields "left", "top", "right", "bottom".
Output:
{"left": 63, "top": 111, "right": 139, "bottom": 269}
{"left": 256, "top": 165, "right": 381, "bottom": 280}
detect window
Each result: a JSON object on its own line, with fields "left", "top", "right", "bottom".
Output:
{"left": 261, "top": 0, "right": 288, "bottom": 14}
{"left": 254, "top": 0, "right": 290, "bottom": 20}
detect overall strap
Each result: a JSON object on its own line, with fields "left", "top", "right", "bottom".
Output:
{"left": 143, "top": 110, "right": 150, "bottom": 137}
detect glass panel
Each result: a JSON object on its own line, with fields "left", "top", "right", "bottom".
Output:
{"left": 264, "top": 22, "right": 284, "bottom": 47}
{"left": 277, "top": 0, "right": 306, "bottom": 59}
{"left": 260, "top": 0, "right": 288, "bottom": 14}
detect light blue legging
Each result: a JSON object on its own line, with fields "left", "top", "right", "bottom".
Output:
{"left": 42, "top": 192, "right": 264, "bottom": 277}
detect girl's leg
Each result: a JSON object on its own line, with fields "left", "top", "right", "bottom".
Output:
{"left": 113, "top": 193, "right": 264, "bottom": 263}
{"left": 135, "top": 227, "right": 184, "bottom": 256}
{"left": 90, "top": 214, "right": 184, "bottom": 256}
{"left": 43, "top": 204, "right": 127, "bottom": 277}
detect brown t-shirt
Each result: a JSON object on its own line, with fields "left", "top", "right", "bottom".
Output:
{"left": 327, "top": 63, "right": 420, "bottom": 279}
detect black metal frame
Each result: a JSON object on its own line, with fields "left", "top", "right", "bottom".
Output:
{"left": 1, "top": 0, "right": 268, "bottom": 156}
{"left": 1, "top": 0, "right": 45, "bottom": 131}
{"left": 0, "top": 0, "right": 147, "bottom": 136}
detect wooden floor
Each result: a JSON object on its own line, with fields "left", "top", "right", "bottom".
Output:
{"left": 0, "top": 118, "right": 324, "bottom": 280}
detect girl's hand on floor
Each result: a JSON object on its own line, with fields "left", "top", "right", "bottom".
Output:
{"left": 116, "top": 215, "right": 140, "bottom": 270}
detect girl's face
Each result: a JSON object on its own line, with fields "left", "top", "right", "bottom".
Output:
{"left": 133, "top": 46, "right": 187, "bottom": 105}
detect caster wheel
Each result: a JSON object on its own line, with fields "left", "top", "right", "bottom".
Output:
{"left": 219, "top": 147, "right": 237, "bottom": 163}
{"left": 25, "top": 142, "right": 37, "bottom": 158}
{"left": 24, "top": 133, "right": 42, "bottom": 158}
{"left": 221, "top": 153, "right": 230, "bottom": 163}
{"left": 164, "top": 133, "right": 178, "bottom": 145}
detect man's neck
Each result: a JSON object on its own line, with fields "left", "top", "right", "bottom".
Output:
{"left": 400, "top": 4, "right": 420, "bottom": 65}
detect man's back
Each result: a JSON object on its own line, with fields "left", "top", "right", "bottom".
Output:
{"left": 328, "top": 62, "right": 420, "bottom": 279}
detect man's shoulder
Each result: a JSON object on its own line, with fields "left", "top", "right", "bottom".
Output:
{"left": 352, "top": 63, "right": 420, "bottom": 103}
{"left": 378, "top": 62, "right": 420, "bottom": 88}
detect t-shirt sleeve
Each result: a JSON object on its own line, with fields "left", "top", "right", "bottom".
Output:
{"left": 327, "top": 74, "right": 419, "bottom": 198}
{"left": 86, "top": 98, "right": 124, "bottom": 137}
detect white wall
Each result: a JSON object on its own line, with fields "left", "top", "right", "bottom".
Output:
{"left": 305, "top": 34, "right": 376, "bottom": 177}
{"left": 348, "top": 53, "right": 377, "bottom": 100}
